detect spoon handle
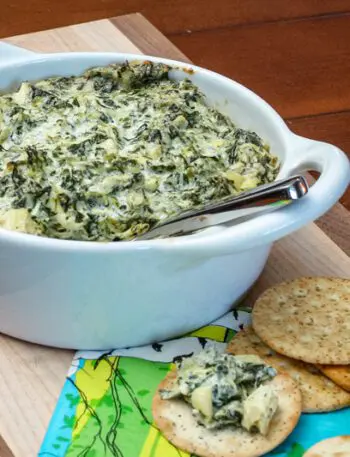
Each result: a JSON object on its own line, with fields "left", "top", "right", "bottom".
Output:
{"left": 136, "top": 175, "right": 309, "bottom": 240}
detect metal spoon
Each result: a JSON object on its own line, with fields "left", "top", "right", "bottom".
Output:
{"left": 134, "top": 175, "right": 309, "bottom": 241}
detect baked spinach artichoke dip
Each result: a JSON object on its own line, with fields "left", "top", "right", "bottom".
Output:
{"left": 0, "top": 61, "right": 279, "bottom": 241}
{"left": 159, "top": 348, "right": 278, "bottom": 435}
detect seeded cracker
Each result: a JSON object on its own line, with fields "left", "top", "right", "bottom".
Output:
{"left": 252, "top": 277, "right": 350, "bottom": 365}
{"left": 227, "top": 327, "right": 350, "bottom": 412}
{"left": 304, "top": 436, "right": 350, "bottom": 457}
{"left": 152, "top": 371, "right": 301, "bottom": 457}
{"left": 318, "top": 365, "right": 350, "bottom": 392}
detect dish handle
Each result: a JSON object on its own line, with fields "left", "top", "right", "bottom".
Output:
{"left": 287, "top": 134, "right": 350, "bottom": 217}
{"left": 185, "top": 135, "right": 350, "bottom": 255}
{"left": 0, "top": 41, "right": 36, "bottom": 65}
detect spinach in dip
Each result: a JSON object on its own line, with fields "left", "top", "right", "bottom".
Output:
{"left": 160, "top": 347, "right": 278, "bottom": 435}
{"left": 0, "top": 61, "right": 279, "bottom": 241}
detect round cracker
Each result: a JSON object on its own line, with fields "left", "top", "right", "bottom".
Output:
{"left": 318, "top": 365, "right": 350, "bottom": 392}
{"left": 152, "top": 371, "right": 301, "bottom": 457}
{"left": 227, "top": 327, "right": 350, "bottom": 412}
{"left": 252, "top": 277, "right": 350, "bottom": 365}
{"left": 304, "top": 436, "right": 350, "bottom": 457}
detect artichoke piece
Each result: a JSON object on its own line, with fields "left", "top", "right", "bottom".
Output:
{"left": 191, "top": 385, "right": 213, "bottom": 420}
{"left": 242, "top": 384, "right": 278, "bottom": 436}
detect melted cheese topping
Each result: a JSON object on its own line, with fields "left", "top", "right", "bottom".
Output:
{"left": 0, "top": 61, "right": 279, "bottom": 241}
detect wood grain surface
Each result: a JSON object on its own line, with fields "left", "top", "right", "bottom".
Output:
{"left": 0, "top": 8, "right": 349, "bottom": 457}
{"left": 0, "top": 337, "right": 72, "bottom": 456}
{"left": 1, "top": 0, "right": 350, "bottom": 36}
{"left": 171, "top": 15, "right": 350, "bottom": 118}
{"left": 288, "top": 112, "right": 350, "bottom": 155}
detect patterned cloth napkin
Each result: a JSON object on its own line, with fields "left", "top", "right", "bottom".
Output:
{"left": 39, "top": 308, "right": 349, "bottom": 457}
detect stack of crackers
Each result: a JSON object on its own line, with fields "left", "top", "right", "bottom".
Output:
{"left": 240, "top": 277, "right": 350, "bottom": 412}
{"left": 153, "top": 277, "right": 350, "bottom": 457}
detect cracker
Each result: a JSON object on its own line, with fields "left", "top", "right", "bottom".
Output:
{"left": 227, "top": 327, "right": 350, "bottom": 412}
{"left": 304, "top": 436, "right": 350, "bottom": 457}
{"left": 252, "top": 277, "right": 350, "bottom": 365}
{"left": 152, "top": 371, "right": 301, "bottom": 457}
{"left": 318, "top": 365, "right": 350, "bottom": 392}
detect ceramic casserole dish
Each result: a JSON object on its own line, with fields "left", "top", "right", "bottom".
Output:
{"left": 0, "top": 42, "right": 349, "bottom": 349}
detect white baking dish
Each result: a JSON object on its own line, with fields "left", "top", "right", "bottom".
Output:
{"left": 0, "top": 42, "right": 349, "bottom": 349}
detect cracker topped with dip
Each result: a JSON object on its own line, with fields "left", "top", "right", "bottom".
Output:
{"left": 153, "top": 276, "right": 349, "bottom": 457}
{"left": 153, "top": 347, "right": 302, "bottom": 457}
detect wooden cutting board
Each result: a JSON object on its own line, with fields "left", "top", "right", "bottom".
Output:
{"left": 0, "top": 13, "right": 349, "bottom": 457}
